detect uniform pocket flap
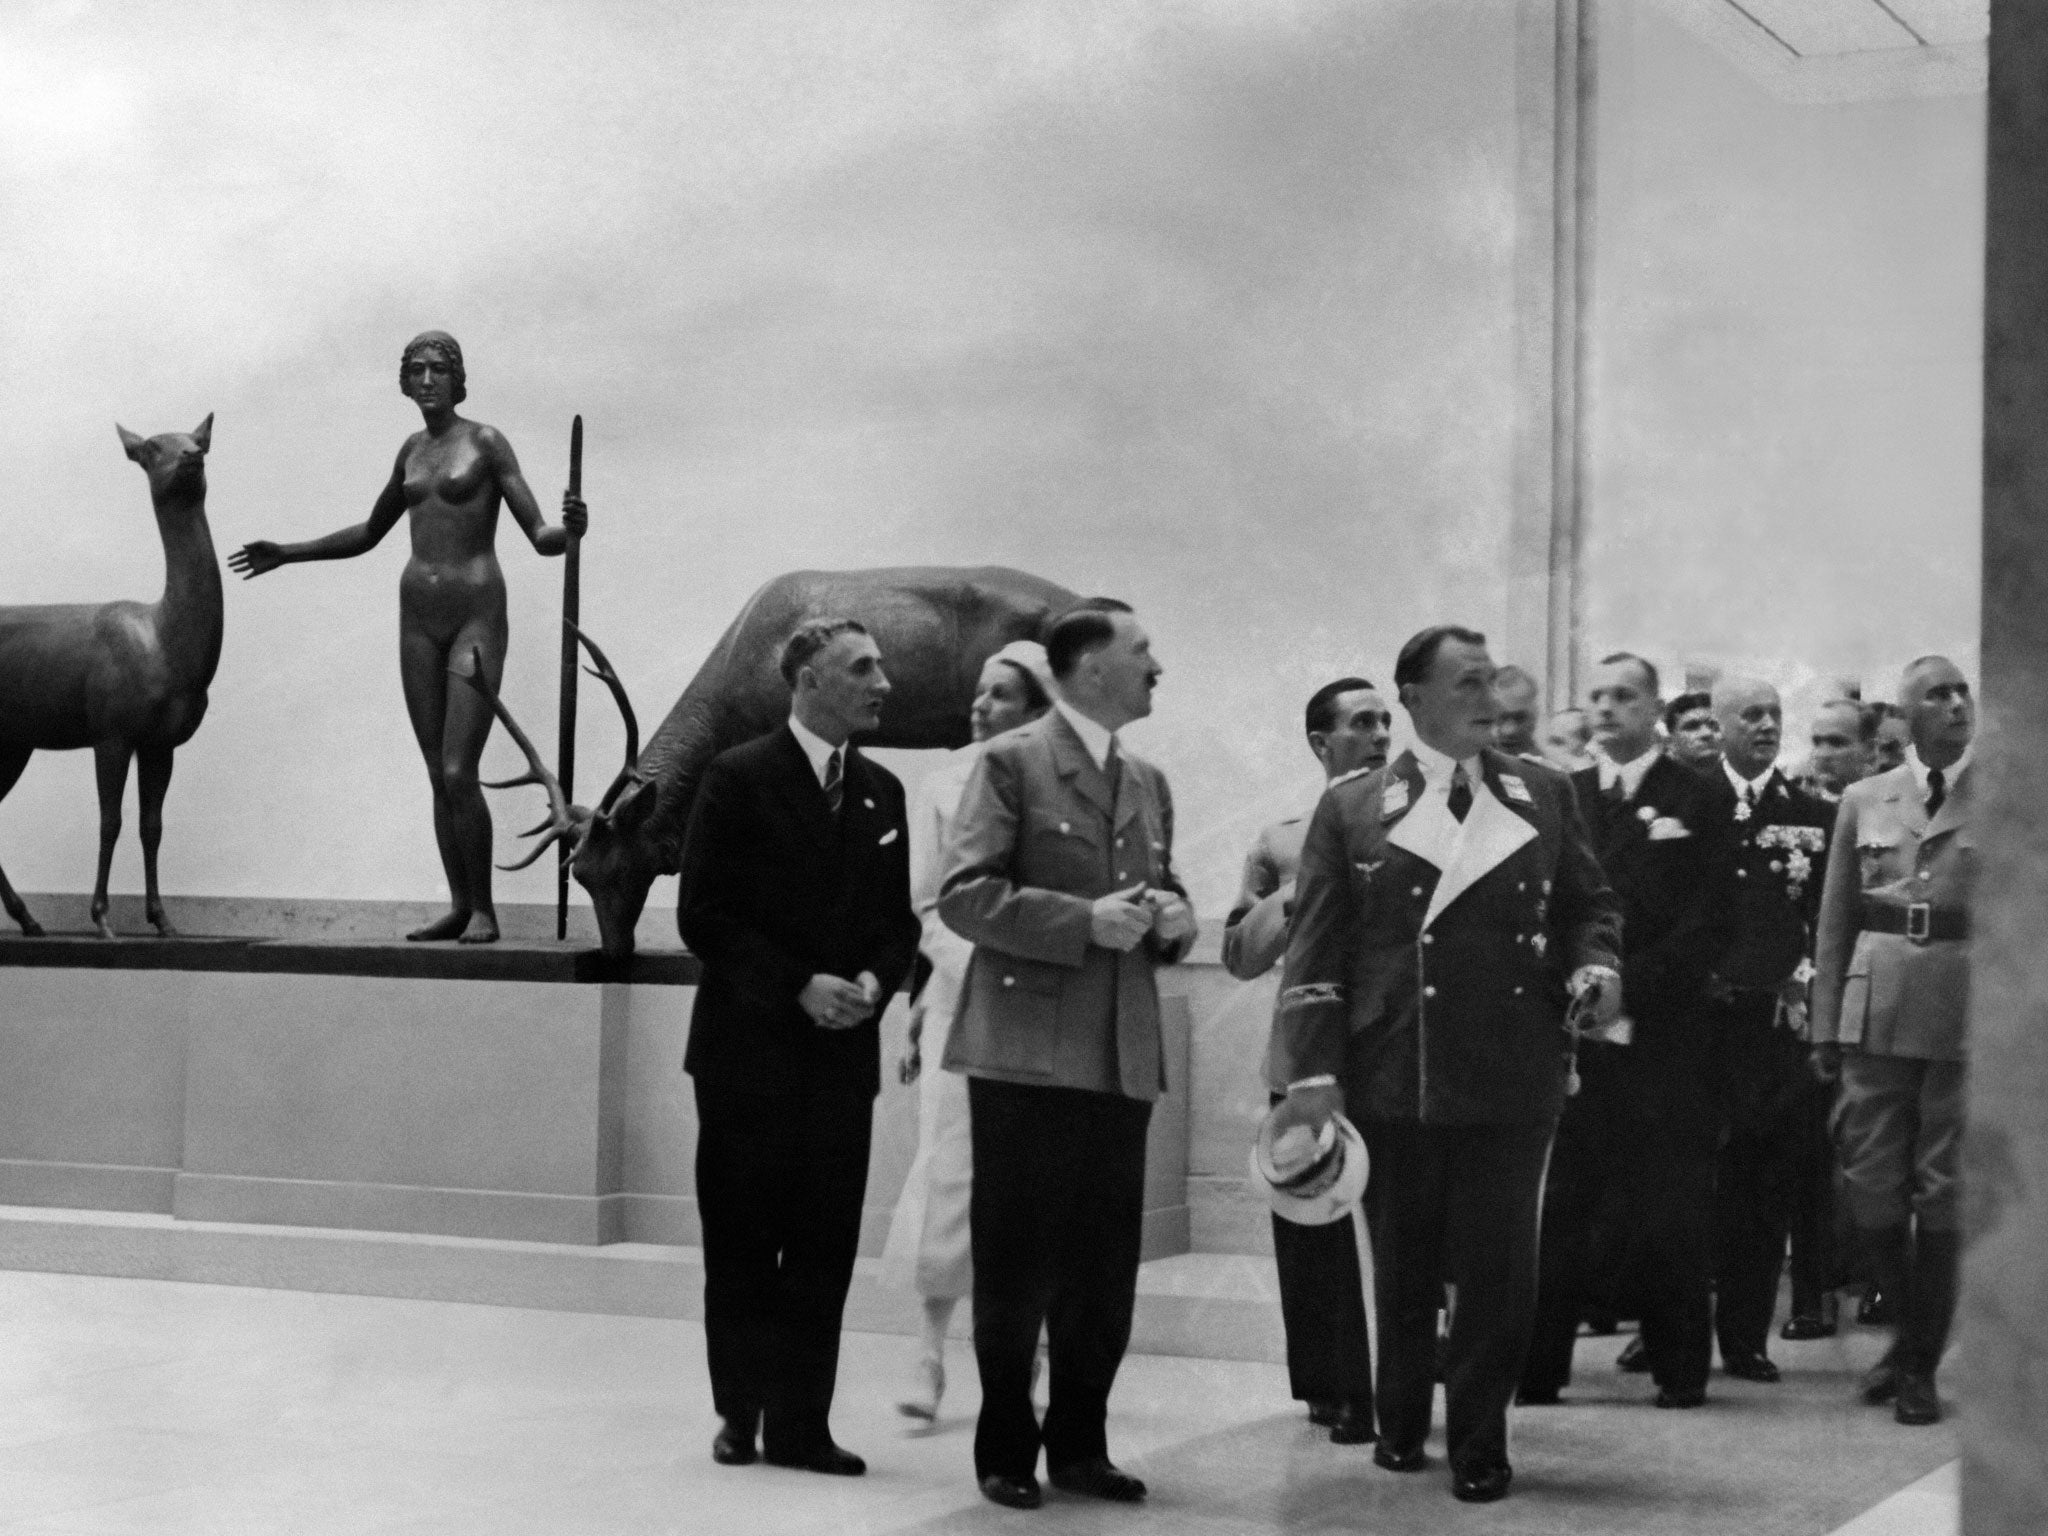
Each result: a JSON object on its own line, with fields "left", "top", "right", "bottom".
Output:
{"left": 1026, "top": 808, "right": 1102, "bottom": 845}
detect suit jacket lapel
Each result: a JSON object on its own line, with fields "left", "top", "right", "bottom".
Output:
{"left": 1046, "top": 708, "right": 1117, "bottom": 820}
{"left": 1383, "top": 753, "right": 1447, "bottom": 867}
{"left": 1420, "top": 754, "right": 1539, "bottom": 931}
{"left": 767, "top": 725, "right": 836, "bottom": 850}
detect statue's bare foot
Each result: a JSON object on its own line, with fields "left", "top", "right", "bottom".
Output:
{"left": 147, "top": 907, "right": 178, "bottom": 937}
{"left": 5, "top": 904, "right": 42, "bottom": 938}
{"left": 457, "top": 912, "right": 500, "bottom": 945}
{"left": 406, "top": 909, "right": 473, "bottom": 942}
{"left": 92, "top": 912, "right": 116, "bottom": 940}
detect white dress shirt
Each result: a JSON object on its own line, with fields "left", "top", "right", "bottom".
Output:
{"left": 786, "top": 712, "right": 843, "bottom": 788}
{"left": 1595, "top": 743, "right": 1662, "bottom": 801}
{"left": 1722, "top": 758, "right": 1776, "bottom": 806}
{"left": 1054, "top": 698, "right": 1117, "bottom": 771}
{"left": 1409, "top": 738, "right": 1483, "bottom": 807}
{"left": 1907, "top": 742, "right": 1973, "bottom": 803}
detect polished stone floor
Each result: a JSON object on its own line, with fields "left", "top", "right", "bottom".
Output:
{"left": 0, "top": 1270, "right": 1954, "bottom": 1535}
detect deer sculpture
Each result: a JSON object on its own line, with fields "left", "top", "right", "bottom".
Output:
{"left": 461, "top": 566, "right": 1080, "bottom": 959}
{"left": 0, "top": 417, "right": 225, "bottom": 939}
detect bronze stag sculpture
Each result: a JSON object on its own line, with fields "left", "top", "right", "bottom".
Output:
{"left": 0, "top": 417, "right": 224, "bottom": 938}
{"left": 470, "top": 566, "right": 1079, "bottom": 958}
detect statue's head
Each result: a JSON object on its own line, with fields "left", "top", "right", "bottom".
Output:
{"left": 399, "top": 330, "right": 467, "bottom": 405}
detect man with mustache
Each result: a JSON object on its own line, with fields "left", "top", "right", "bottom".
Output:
{"left": 940, "top": 598, "right": 1196, "bottom": 1510}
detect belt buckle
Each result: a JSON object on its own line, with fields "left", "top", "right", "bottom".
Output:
{"left": 1906, "top": 902, "right": 1932, "bottom": 944}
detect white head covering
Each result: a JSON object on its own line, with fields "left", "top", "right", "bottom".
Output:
{"left": 989, "top": 639, "right": 1054, "bottom": 699}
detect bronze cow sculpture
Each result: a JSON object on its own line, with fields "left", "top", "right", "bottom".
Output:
{"left": 0, "top": 418, "right": 224, "bottom": 938}
{"left": 475, "top": 566, "right": 1079, "bottom": 958}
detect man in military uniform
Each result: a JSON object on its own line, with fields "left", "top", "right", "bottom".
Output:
{"left": 1522, "top": 653, "right": 1734, "bottom": 1410}
{"left": 1224, "top": 677, "right": 1391, "bottom": 1445}
{"left": 1810, "top": 655, "right": 1975, "bottom": 1427}
{"left": 1269, "top": 626, "right": 1622, "bottom": 1505}
{"left": 1700, "top": 679, "right": 1836, "bottom": 1375}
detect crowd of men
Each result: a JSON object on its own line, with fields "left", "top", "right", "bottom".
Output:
{"left": 671, "top": 600, "right": 1974, "bottom": 1514}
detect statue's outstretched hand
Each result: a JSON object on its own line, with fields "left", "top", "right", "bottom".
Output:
{"left": 228, "top": 541, "right": 283, "bottom": 579}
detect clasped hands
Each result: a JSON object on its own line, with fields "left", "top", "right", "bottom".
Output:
{"left": 1089, "top": 883, "right": 1196, "bottom": 952}
{"left": 800, "top": 970, "right": 882, "bottom": 1031}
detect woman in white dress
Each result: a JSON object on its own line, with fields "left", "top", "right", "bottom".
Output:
{"left": 882, "top": 640, "right": 1053, "bottom": 1421}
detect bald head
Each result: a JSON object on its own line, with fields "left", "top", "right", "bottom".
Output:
{"left": 1713, "top": 677, "right": 1782, "bottom": 780}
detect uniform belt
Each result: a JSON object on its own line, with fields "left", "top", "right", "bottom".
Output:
{"left": 1860, "top": 899, "right": 1968, "bottom": 944}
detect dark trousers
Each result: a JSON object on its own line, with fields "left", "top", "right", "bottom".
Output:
{"left": 1712, "top": 995, "right": 1816, "bottom": 1358}
{"left": 1785, "top": 1071, "right": 1840, "bottom": 1314}
{"left": 968, "top": 1076, "right": 1152, "bottom": 1481}
{"left": 694, "top": 1081, "right": 873, "bottom": 1449}
{"left": 1269, "top": 1100, "right": 1374, "bottom": 1412}
{"left": 1525, "top": 1089, "right": 1715, "bottom": 1398}
{"left": 1359, "top": 1116, "right": 1554, "bottom": 1475}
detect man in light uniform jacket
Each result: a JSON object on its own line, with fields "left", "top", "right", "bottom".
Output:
{"left": 1224, "top": 676, "right": 1392, "bottom": 1445}
{"left": 1810, "top": 654, "right": 1975, "bottom": 1427}
{"left": 1268, "top": 625, "right": 1622, "bottom": 1506}
{"left": 939, "top": 598, "right": 1196, "bottom": 1511}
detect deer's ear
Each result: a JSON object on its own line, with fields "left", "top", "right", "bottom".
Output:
{"left": 116, "top": 425, "right": 150, "bottom": 463}
{"left": 191, "top": 414, "right": 213, "bottom": 453}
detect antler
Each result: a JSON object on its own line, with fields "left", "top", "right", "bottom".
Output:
{"left": 453, "top": 647, "right": 585, "bottom": 871}
{"left": 567, "top": 620, "right": 639, "bottom": 770}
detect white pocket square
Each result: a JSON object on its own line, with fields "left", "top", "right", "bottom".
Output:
{"left": 1646, "top": 817, "right": 1691, "bottom": 841}
{"left": 878, "top": 827, "right": 899, "bottom": 845}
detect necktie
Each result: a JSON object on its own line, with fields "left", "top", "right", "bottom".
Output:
{"left": 1925, "top": 767, "right": 1945, "bottom": 819}
{"left": 824, "top": 747, "right": 844, "bottom": 815}
{"left": 1742, "top": 783, "right": 1756, "bottom": 812}
{"left": 1104, "top": 737, "right": 1124, "bottom": 796}
{"left": 1603, "top": 771, "right": 1626, "bottom": 805}
{"left": 1447, "top": 765, "right": 1472, "bottom": 823}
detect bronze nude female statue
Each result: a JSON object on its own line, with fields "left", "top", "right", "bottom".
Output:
{"left": 230, "top": 332, "right": 586, "bottom": 943}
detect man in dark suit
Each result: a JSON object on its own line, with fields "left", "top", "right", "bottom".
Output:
{"left": 677, "top": 618, "right": 920, "bottom": 1476}
{"left": 1271, "top": 625, "right": 1622, "bottom": 1505}
{"left": 939, "top": 598, "right": 1196, "bottom": 1511}
{"left": 1223, "top": 676, "right": 1392, "bottom": 1445}
{"left": 1522, "top": 652, "right": 1734, "bottom": 1410}
{"left": 1699, "top": 679, "right": 1835, "bottom": 1376}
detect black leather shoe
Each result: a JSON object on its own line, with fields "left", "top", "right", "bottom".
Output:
{"left": 1654, "top": 1387, "right": 1706, "bottom": 1409}
{"left": 1452, "top": 1462, "right": 1513, "bottom": 1503}
{"left": 1581, "top": 1305, "right": 1621, "bottom": 1336}
{"left": 1515, "top": 1386, "right": 1561, "bottom": 1406}
{"left": 1894, "top": 1370, "right": 1942, "bottom": 1426}
{"left": 711, "top": 1417, "right": 757, "bottom": 1466}
{"left": 1373, "top": 1444, "right": 1428, "bottom": 1473}
{"left": 1782, "top": 1293, "right": 1839, "bottom": 1340}
{"left": 1722, "top": 1350, "right": 1781, "bottom": 1383}
{"left": 1858, "top": 1284, "right": 1896, "bottom": 1327}
{"left": 1616, "top": 1336, "right": 1650, "bottom": 1373}
{"left": 1049, "top": 1457, "right": 1146, "bottom": 1502}
{"left": 1859, "top": 1351, "right": 1901, "bottom": 1406}
{"left": 762, "top": 1439, "right": 866, "bottom": 1476}
{"left": 1327, "top": 1403, "right": 1376, "bottom": 1445}
{"left": 1306, "top": 1399, "right": 1341, "bottom": 1427}
{"left": 980, "top": 1473, "right": 1043, "bottom": 1509}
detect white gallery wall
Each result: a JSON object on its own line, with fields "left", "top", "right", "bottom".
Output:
{"left": 0, "top": 0, "right": 1982, "bottom": 923}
